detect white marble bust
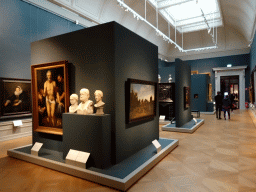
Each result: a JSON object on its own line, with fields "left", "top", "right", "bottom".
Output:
{"left": 69, "top": 94, "right": 78, "bottom": 113}
{"left": 76, "top": 88, "right": 94, "bottom": 115}
{"left": 94, "top": 90, "right": 105, "bottom": 115}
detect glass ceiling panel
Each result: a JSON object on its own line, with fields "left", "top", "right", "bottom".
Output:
{"left": 148, "top": 0, "right": 223, "bottom": 33}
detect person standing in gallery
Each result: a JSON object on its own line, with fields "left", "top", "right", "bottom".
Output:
{"left": 230, "top": 93, "right": 235, "bottom": 113}
{"left": 222, "top": 95, "right": 231, "bottom": 120}
{"left": 215, "top": 91, "right": 223, "bottom": 119}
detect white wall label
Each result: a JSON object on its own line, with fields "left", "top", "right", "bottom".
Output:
{"left": 13, "top": 120, "right": 23, "bottom": 127}
{"left": 159, "top": 115, "right": 165, "bottom": 120}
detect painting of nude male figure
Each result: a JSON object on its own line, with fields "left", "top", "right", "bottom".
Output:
{"left": 31, "top": 61, "right": 69, "bottom": 135}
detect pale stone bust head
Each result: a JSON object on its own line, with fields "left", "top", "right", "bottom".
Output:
{"left": 80, "top": 88, "right": 90, "bottom": 103}
{"left": 69, "top": 94, "right": 78, "bottom": 113}
{"left": 94, "top": 90, "right": 105, "bottom": 115}
{"left": 77, "top": 88, "right": 94, "bottom": 115}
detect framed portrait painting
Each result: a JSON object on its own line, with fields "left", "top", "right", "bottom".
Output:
{"left": 31, "top": 60, "right": 69, "bottom": 135}
{"left": 0, "top": 78, "right": 32, "bottom": 120}
{"left": 184, "top": 86, "right": 190, "bottom": 109}
{"left": 126, "top": 78, "right": 157, "bottom": 124}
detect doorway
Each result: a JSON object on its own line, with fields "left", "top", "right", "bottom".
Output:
{"left": 220, "top": 75, "right": 239, "bottom": 109}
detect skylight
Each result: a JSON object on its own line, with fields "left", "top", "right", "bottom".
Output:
{"left": 148, "top": 0, "right": 223, "bottom": 33}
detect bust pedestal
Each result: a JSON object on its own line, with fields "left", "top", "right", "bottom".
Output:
{"left": 62, "top": 113, "right": 111, "bottom": 169}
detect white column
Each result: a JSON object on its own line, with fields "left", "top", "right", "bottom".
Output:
{"left": 215, "top": 71, "right": 220, "bottom": 95}
{"left": 239, "top": 70, "right": 245, "bottom": 109}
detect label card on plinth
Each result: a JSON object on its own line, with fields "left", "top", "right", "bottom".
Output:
{"left": 152, "top": 139, "right": 162, "bottom": 154}
{"left": 193, "top": 118, "right": 197, "bottom": 124}
{"left": 76, "top": 152, "right": 90, "bottom": 169}
{"left": 31, "top": 142, "right": 43, "bottom": 156}
{"left": 159, "top": 115, "right": 165, "bottom": 120}
{"left": 66, "top": 149, "right": 80, "bottom": 166}
{"left": 13, "top": 120, "right": 23, "bottom": 127}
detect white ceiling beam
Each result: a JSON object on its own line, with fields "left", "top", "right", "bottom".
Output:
{"left": 176, "top": 18, "right": 222, "bottom": 28}
{"left": 176, "top": 11, "right": 220, "bottom": 23}
{"left": 157, "top": 0, "right": 195, "bottom": 10}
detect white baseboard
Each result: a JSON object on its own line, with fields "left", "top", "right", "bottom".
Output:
{"left": 0, "top": 131, "right": 32, "bottom": 142}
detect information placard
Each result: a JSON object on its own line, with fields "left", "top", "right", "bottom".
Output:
{"left": 31, "top": 142, "right": 43, "bottom": 156}
{"left": 152, "top": 139, "right": 162, "bottom": 154}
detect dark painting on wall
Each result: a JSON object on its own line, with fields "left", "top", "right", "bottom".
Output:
{"left": 0, "top": 78, "right": 32, "bottom": 120}
{"left": 31, "top": 60, "right": 69, "bottom": 135}
{"left": 159, "top": 83, "right": 174, "bottom": 102}
{"left": 184, "top": 86, "right": 190, "bottom": 109}
{"left": 127, "top": 78, "right": 156, "bottom": 124}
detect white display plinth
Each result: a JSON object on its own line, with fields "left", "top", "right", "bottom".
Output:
{"left": 152, "top": 139, "right": 161, "bottom": 153}
{"left": 31, "top": 142, "right": 43, "bottom": 156}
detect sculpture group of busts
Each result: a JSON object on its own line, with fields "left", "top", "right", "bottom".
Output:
{"left": 69, "top": 88, "right": 105, "bottom": 115}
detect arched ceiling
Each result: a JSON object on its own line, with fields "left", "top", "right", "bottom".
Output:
{"left": 24, "top": 0, "right": 256, "bottom": 61}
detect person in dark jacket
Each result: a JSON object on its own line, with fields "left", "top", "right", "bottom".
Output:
{"left": 215, "top": 91, "right": 223, "bottom": 119}
{"left": 222, "top": 95, "right": 231, "bottom": 120}
{"left": 230, "top": 93, "right": 235, "bottom": 113}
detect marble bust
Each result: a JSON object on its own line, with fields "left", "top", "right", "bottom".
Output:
{"left": 94, "top": 90, "right": 105, "bottom": 115}
{"left": 168, "top": 74, "right": 172, "bottom": 83}
{"left": 76, "top": 88, "right": 94, "bottom": 115}
{"left": 69, "top": 94, "right": 78, "bottom": 113}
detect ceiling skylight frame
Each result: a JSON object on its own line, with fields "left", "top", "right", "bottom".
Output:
{"left": 117, "top": 0, "right": 219, "bottom": 53}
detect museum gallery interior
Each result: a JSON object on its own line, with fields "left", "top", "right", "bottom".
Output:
{"left": 1, "top": 0, "right": 256, "bottom": 191}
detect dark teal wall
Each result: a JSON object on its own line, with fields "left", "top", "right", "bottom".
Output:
{"left": 0, "top": 0, "right": 84, "bottom": 79}
{"left": 250, "top": 32, "right": 256, "bottom": 74}
{"left": 159, "top": 53, "right": 250, "bottom": 101}
{"left": 159, "top": 60, "right": 175, "bottom": 83}
{"left": 175, "top": 59, "right": 192, "bottom": 127}
{"left": 191, "top": 74, "right": 208, "bottom": 112}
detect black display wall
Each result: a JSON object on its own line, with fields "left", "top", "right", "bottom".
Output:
{"left": 175, "top": 59, "right": 193, "bottom": 127}
{"left": 31, "top": 21, "right": 159, "bottom": 165}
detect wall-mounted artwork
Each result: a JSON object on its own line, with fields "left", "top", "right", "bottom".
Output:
{"left": 0, "top": 78, "right": 32, "bottom": 120}
{"left": 159, "top": 83, "right": 174, "bottom": 102}
{"left": 31, "top": 60, "right": 69, "bottom": 135}
{"left": 184, "top": 86, "right": 190, "bottom": 109}
{"left": 126, "top": 78, "right": 156, "bottom": 124}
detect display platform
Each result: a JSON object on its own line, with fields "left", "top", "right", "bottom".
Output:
{"left": 7, "top": 138, "right": 178, "bottom": 191}
{"left": 162, "top": 119, "right": 204, "bottom": 133}
{"left": 200, "top": 111, "right": 215, "bottom": 115}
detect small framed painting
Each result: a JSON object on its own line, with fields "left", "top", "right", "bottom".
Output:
{"left": 0, "top": 78, "right": 32, "bottom": 120}
{"left": 126, "top": 78, "right": 157, "bottom": 124}
{"left": 184, "top": 86, "right": 190, "bottom": 109}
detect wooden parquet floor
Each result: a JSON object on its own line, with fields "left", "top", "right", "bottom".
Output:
{"left": 1, "top": 110, "right": 256, "bottom": 192}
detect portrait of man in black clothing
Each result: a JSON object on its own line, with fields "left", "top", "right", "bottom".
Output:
{"left": 215, "top": 91, "right": 223, "bottom": 119}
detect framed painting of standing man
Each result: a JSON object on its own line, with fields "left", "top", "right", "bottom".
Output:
{"left": 31, "top": 60, "right": 69, "bottom": 135}
{"left": 0, "top": 78, "right": 32, "bottom": 120}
